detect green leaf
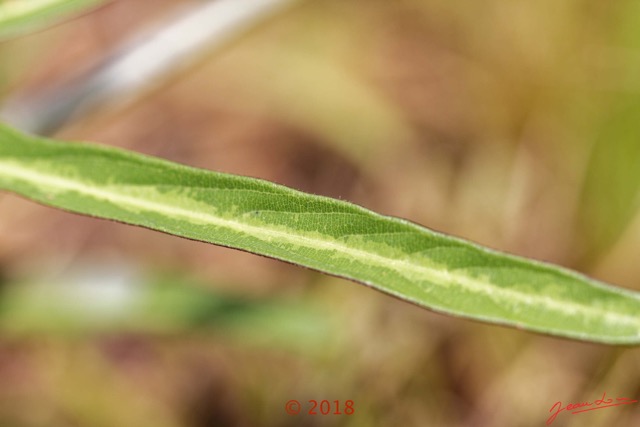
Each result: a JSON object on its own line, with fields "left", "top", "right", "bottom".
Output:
{"left": 0, "top": 124, "right": 639, "bottom": 344}
{"left": 0, "top": 0, "right": 104, "bottom": 40}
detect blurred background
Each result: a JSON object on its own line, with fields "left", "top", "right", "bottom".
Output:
{"left": 0, "top": 0, "right": 639, "bottom": 426}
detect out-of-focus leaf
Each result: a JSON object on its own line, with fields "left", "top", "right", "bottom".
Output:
{"left": 578, "top": 96, "right": 640, "bottom": 260}
{"left": 575, "top": 1, "right": 640, "bottom": 261}
{"left": 0, "top": 0, "right": 105, "bottom": 40}
{"left": 0, "top": 272, "right": 332, "bottom": 349}
{"left": 0, "top": 125, "right": 640, "bottom": 344}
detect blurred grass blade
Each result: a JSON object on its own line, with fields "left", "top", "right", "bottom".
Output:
{"left": 0, "top": 125, "right": 639, "bottom": 344}
{"left": 0, "top": 272, "right": 332, "bottom": 350}
{"left": 578, "top": 96, "right": 640, "bottom": 262}
{"left": 0, "top": 0, "right": 105, "bottom": 40}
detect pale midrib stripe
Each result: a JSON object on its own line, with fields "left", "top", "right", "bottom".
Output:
{"left": 1, "top": 160, "right": 638, "bottom": 332}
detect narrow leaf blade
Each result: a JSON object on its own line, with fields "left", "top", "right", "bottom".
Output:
{"left": 1, "top": 125, "right": 639, "bottom": 344}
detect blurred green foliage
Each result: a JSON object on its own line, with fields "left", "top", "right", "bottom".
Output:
{"left": 0, "top": 271, "right": 335, "bottom": 347}
{"left": 579, "top": 96, "right": 640, "bottom": 261}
